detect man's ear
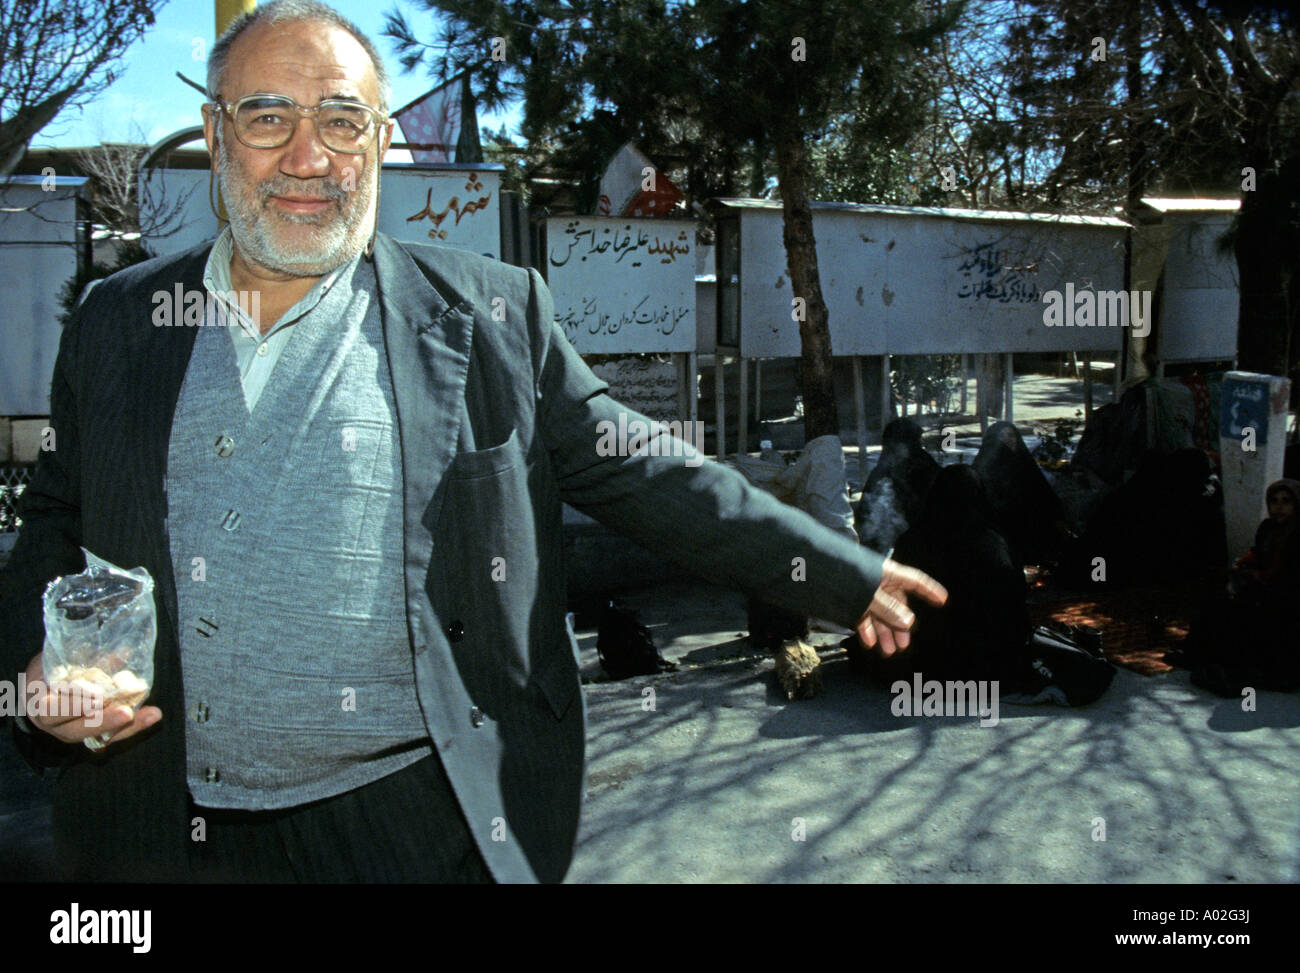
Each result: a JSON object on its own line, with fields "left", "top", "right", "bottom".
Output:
{"left": 379, "top": 118, "right": 395, "bottom": 161}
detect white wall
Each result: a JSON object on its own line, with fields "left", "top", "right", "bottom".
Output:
{"left": 733, "top": 203, "right": 1128, "bottom": 358}
{"left": 0, "top": 180, "right": 83, "bottom": 415}
{"left": 1156, "top": 212, "right": 1239, "bottom": 363}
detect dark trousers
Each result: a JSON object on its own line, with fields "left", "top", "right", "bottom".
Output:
{"left": 186, "top": 754, "right": 494, "bottom": 883}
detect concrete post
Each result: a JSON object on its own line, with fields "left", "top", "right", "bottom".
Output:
{"left": 1219, "top": 371, "right": 1291, "bottom": 561}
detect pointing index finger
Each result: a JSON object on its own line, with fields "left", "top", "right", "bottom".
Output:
{"left": 887, "top": 560, "right": 948, "bottom": 607}
{"left": 908, "top": 570, "right": 948, "bottom": 607}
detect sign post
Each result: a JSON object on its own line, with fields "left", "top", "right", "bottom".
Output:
{"left": 1219, "top": 371, "right": 1292, "bottom": 560}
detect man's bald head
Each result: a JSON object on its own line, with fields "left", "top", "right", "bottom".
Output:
{"left": 207, "top": 0, "right": 391, "bottom": 108}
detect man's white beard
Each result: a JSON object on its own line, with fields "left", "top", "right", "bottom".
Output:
{"left": 217, "top": 130, "right": 375, "bottom": 277}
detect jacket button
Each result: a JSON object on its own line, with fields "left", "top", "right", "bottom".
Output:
{"left": 446, "top": 620, "right": 465, "bottom": 642}
{"left": 469, "top": 706, "right": 485, "bottom": 728}
{"left": 190, "top": 702, "right": 210, "bottom": 724}
{"left": 204, "top": 767, "right": 220, "bottom": 783}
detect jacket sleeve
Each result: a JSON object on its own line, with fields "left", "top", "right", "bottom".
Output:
{"left": 525, "top": 268, "right": 884, "bottom": 630}
{"left": 0, "top": 298, "right": 92, "bottom": 772}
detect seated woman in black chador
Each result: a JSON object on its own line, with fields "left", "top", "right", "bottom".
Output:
{"left": 851, "top": 464, "right": 1031, "bottom": 687}
{"left": 855, "top": 418, "right": 940, "bottom": 551}
{"left": 1060, "top": 447, "right": 1225, "bottom": 587}
{"left": 1187, "top": 478, "right": 1300, "bottom": 696}
{"left": 972, "top": 421, "right": 1073, "bottom": 567}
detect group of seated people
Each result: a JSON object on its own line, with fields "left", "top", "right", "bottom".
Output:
{"left": 849, "top": 418, "right": 1300, "bottom": 705}
{"left": 851, "top": 420, "right": 1111, "bottom": 704}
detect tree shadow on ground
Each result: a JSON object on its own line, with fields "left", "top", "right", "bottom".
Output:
{"left": 573, "top": 612, "right": 1300, "bottom": 883}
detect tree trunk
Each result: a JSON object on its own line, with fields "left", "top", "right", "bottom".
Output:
{"left": 1235, "top": 178, "right": 1294, "bottom": 381}
{"left": 976, "top": 353, "right": 1004, "bottom": 420}
{"left": 773, "top": 130, "right": 840, "bottom": 442}
{"left": 1223, "top": 44, "right": 1297, "bottom": 390}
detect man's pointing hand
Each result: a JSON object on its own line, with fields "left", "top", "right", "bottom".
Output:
{"left": 856, "top": 557, "right": 948, "bottom": 659}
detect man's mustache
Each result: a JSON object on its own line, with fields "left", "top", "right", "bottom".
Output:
{"left": 257, "top": 178, "right": 349, "bottom": 204}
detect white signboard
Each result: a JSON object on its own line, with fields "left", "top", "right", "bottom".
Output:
{"left": 0, "top": 178, "right": 83, "bottom": 415}
{"left": 730, "top": 202, "right": 1127, "bottom": 358}
{"left": 379, "top": 166, "right": 501, "bottom": 258}
{"left": 590, "top": 357, "right": 679, "bottom": 422}
{"left": 544, "top": 217, "right": 695, "bottom": 354}
{"left": 140, "top": 162, "right": 502, "bottom": 258}
{"left": 1157, "top": 212, "right": 1239, "bottom": 362}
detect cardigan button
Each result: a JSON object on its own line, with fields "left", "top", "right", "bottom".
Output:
{"left": 469, "top": 706, "right": 485, "bottom": 728}
{"left": 213, "top": 434, "right": 234, "bottom": 457}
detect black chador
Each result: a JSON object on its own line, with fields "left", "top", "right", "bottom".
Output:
{"left": 972, "top": 421, "right": 1071, "bottom": 567}
{"left": 856, "top": 419, "right": 940, "bottom": 550}
{"left": 853, "top": 464, "right": 1031, "bottom": 687}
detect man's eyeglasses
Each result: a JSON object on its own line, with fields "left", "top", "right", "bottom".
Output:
{"left": 211, "top": 94, "right": 388, "bottom": 153}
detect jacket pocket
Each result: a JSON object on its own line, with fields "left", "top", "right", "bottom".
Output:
{"left": 446, "top": 428, "right": 520, "bottom": 480}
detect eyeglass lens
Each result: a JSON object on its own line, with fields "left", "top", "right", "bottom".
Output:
{"left": 234, "top": 97, "right": 374, "bottom": 150}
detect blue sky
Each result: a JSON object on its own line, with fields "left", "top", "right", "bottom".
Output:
{"left": 33, "top": 0, "right": 521, "bottom": 154}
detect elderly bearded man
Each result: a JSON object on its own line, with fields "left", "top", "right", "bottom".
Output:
{"left": 0, "top": 0, "right": 945, "bottom": 884}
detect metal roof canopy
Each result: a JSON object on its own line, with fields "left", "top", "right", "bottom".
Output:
{"left": 1139, "top": 197, "right": 1240, "bottom": 213}
{"left": 713, "top": 197, "right": 1131, "bottom": 228}
{"left": 0, "top": 180, "right": 87, "bottom": 415}
{"left": 0, "top": 174, "right": 88, "bottom": 190}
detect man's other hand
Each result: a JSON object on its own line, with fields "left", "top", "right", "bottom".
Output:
{"left": 856, "top": 558, "right": 948, "bottom": 659}
{"left": 24, "top": 653, "right": 162, "bottom": 749}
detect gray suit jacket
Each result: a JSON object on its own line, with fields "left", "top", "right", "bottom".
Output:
{"left": 0, "top": 232, "right": 884, "bottom": 882}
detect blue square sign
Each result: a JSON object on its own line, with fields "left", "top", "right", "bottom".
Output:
{"left": 1220, "top": 375, "right": 1270, "bottom": 446}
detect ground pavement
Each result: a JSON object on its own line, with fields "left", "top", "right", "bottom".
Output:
{"left": 567, "top": 582, "right": 1300, "bottom": 883}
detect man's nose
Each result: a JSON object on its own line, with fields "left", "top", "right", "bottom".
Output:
{"left": 278, "top": 116, "right": 332, "bottom": 178}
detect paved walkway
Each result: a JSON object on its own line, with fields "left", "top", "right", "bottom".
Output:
{"left": 567, "top": 582, "right": 1300, "bottom": 883}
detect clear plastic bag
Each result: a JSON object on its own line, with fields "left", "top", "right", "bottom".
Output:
{"left": 41, "top": 549, "right": 156, "bottom": 709}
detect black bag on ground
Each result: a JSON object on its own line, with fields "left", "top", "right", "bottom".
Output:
{"left": 596, "top": 601, "right": 677, "bottom": 679}
{"left": 1005, "top": 626, "right": 1116, "bottom": 706}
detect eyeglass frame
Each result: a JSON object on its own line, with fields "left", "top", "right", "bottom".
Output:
{"left": 207, "top": 93, "right": 391, "bottom": 154}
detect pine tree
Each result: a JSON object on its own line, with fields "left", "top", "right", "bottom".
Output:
{"left": 387, "top": 0, "right": 959, "bottom": 439}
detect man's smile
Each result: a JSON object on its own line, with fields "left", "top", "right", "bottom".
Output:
{"left": 269, "top": 194, "right": 336, "bottom": 214}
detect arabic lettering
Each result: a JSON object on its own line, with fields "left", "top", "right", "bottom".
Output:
{"left": 405, "top": 184, "right": 494, "bottom": 241}
{"left": 955, "top": 240, "right": 1041, "bottom": 304}
{"left": 549, "top": 221, "right": 692, "bottom": 268}
{"left": 556, "top": 294, "right": 691, "bottom": 341}
{"left": 591, "top": 358, "right": 680, "bottom": 422}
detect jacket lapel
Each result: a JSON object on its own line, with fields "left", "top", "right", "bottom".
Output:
{"left": 131, "top": 250, "right": 206, "bottom": 652}
{"left": 371, "top": 233, "right": 475, "bottom": 647}
{"left": 373, "top": 231, "right": 476, "bottom": 479}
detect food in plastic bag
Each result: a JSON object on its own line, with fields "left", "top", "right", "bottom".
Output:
{"left": 42, "top": 549, "right": 156, "bottom": 709}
